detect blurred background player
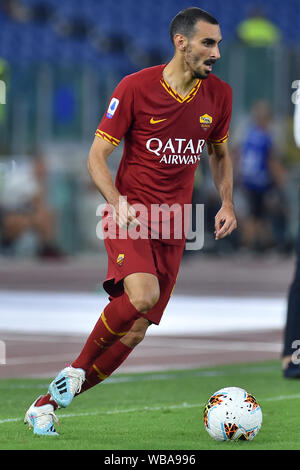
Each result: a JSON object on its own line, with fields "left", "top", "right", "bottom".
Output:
{"left": 282, "top": 83, "right": 300, "bottom": 378}
{"left": 236, "top": 100, "right": 286, "bottom": 253}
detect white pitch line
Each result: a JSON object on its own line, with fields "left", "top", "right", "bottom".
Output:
{"left": 263, "top": 393, "right": 300, "bottom": 402}
{"left": 0, "top": 403, "right": 203, "bottom": 425}
{"left": 2, "top": 394, "right": 300, "bottom": 426}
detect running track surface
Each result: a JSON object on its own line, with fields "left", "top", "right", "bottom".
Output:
{"left": 0, "top": 329, "right": 283, "bottom": 379}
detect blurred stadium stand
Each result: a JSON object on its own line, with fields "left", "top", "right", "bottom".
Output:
{"left": 0, "top": 0, "right": 299, "bottom": 257}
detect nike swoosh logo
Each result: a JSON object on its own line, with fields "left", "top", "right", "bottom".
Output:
{"left": 150, "top": 117, "right": 167, "bottom": 124}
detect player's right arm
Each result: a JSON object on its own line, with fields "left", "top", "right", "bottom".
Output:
{"left": 89, "top": 75, "right": 139, "bottom": 227}
{"left": 87, "top": 136, "right": 137, "bottom": 228}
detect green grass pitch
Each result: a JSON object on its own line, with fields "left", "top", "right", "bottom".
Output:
{"left": 0, "top": 360, "right": 299, "bottom": 450}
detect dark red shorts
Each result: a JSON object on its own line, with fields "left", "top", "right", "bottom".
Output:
{"left": 103, "top": 234, "right": 185, "bottom": 325}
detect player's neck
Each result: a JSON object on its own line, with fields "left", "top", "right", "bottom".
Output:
{"left": 163, "top": 57, "right": 199, "bottom": 98}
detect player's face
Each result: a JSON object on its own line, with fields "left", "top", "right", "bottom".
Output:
{"left": 184, "top": 21, "right": 222, "bottom": 79}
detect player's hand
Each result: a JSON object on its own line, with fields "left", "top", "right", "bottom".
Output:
{"left": 113, "top": 195, "right": 140, "bottom": 230}
{"left": 214, "top": 203, "right": 237, "bottom": 240}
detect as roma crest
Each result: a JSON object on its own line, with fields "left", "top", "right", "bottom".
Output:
{"left": 200, "top": 113, "right": 213, "bottom": 130}
{"left": 116, "top": 253, "right": 125, "bottom": 266}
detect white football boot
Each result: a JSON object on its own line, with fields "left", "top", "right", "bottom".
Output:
{"left": 24, "top": 396, "right": 59, "bottom": 436}
{"left": 48, "top": 366, "right": 85, "bottom": 408}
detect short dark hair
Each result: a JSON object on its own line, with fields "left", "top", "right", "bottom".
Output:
{"left": 170, "top": 7, "right": 219, "bottom": 45}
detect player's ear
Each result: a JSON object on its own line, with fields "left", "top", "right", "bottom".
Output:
{"left": 173, "top": 33, "right": 187, "bottom": 52}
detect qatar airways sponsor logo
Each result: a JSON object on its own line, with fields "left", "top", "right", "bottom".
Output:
{"left": 146, "top": 137, "right": 206, "bottom": 165}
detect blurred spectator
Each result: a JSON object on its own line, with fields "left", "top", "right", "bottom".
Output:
{"left": 236, "top": 5, "right": 281, "bottom": 47}
{"left": 0, "top": 153, "right": 63, "bottom": 258}
{"left": 236, "top": 100, "right": 287, "bottom": 253}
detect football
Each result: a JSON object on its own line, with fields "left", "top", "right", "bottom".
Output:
{"left": 203, "top": 386, "right": 262, "bottom": 441}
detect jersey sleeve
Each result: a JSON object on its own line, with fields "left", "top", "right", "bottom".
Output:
{"left": 95, "top": 75, "right": 134, "bottom": 146}
{"left": 208, "top": 83, "right": 232, "bottom": 145}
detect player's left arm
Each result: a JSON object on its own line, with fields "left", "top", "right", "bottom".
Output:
{"left": 207, "top": 140, "right": 237, "bottom": 240}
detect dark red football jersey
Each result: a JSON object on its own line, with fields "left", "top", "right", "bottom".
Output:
{"left": 96, "top": 64, "right": 232, "bottom": 243}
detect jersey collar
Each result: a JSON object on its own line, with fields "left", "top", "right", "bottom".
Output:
{"left": 160, "top": 75, "right": 202, "bottom": 104}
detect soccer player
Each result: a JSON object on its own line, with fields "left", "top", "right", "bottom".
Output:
{"left": 24, "top": 7, "right": 237, "bottom": 435}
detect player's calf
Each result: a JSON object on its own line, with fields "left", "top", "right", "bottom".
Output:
{"left": 121, "top": 317, "right": 151, "bottom": 348}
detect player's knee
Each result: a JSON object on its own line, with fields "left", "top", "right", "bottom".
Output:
{"left": 129, "top": 287, "right": 160, "bottom": 313}
{"left": 125, "top": 273, "right": 160, "bottom": 313}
